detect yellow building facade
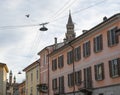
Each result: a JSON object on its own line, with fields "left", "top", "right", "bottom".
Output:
{"left": 23, "top": 60, "right": 40, "bottom": 95}
{"left": 0, "top": 63, "right": 9, "bottom": 95}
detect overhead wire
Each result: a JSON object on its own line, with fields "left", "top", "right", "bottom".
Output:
{"left": 0, "top": 0, "right": 107, "bottom": 30}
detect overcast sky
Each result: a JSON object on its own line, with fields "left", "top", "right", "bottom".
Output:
{"left": 0, "top": 0, "right": 119, "bottom": 83}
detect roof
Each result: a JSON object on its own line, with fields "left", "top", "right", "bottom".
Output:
{"left": 49, "top": 13, "right": 120, "bottom": 56}
{"left": 23, "top": 59, "right": 40, "bottom": 72}
{"left": 0, "top": 63, "right": 9, "bottom": 73}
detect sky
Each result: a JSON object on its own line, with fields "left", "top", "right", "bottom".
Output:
{"left": 0, "top": 0, "right": 119, "bottom": 83}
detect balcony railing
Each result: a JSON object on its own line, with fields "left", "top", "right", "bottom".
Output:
{"left": 77, "top": 80, "right": 93, "bottom": 93}
{"left": 53, "top": 87, "right": 65, "bottom": 94}
{"left": 37, "top": 83, "right": 48, "bottom": 93}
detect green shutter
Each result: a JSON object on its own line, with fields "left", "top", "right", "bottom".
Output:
{"left": 101, "top": 63, "right": 105, "bottom": 80}
{"left": 100, "top": 35, "right": 103, "bottom": 51}
{"left": 117, "top": 58, "right": 120, "bottom": 76}
{"left": 94, "top": 65, "right": 97, "bottom": 80}
{"left": 109, "top": 60, "right": 112, "bottom": 77}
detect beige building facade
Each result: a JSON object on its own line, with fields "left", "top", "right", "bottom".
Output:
{"left": 0, "top": 63, "right": 9, "bottom": 95}
{"left": 23, "top": 60, "right": 40, "bottom": 95}
{"left": 49, "top": 13, "right": 120, "bottom": 95}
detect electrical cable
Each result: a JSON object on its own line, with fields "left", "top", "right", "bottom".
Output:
{"left": 0, "top": 0, "right": 107, "bottom": 30}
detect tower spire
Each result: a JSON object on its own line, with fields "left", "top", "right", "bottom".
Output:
{"left": 65, "top": 10, "right": 75, "bottom": 42}
{"left": 67, "top": 10, "right": 73, "bottom": 25}
{"left": 9, "top": 70, "right": 12, "bottom": 85}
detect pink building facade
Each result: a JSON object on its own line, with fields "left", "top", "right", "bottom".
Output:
{"left": 49, "top": 13, "right": 120, "bottom": 95}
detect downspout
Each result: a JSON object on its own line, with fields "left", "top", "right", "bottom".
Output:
{"left": 69, "top": 43, "right": 75, "bottom": 95}
{"left": 45, "top": 48, "right": 49, "bottom": 95}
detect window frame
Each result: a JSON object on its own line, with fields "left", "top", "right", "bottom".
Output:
{"left": 83, "top": 41, "right": 91, "bottom": 58}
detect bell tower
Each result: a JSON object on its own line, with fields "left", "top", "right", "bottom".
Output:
{"left": 9, "top": 70, "right": 12, "bottom": 85}
{"left": 65, "top": 11, "right": 75, "bottom": 42}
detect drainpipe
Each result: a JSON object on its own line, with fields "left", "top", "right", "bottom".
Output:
{"left": 45, "top": 48, "right": 49, "bottom": 95}
{"left": 69, "top": 43, "right": 75, "bottom": 95}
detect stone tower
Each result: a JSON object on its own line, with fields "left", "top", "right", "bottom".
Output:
{"left": 9, "top": 70, "right": 12, "bottom": 85}
{"left": 65, "top": 11, "right": 75, "bottom": 42}
{"left": 14, "top": 76, "right": 16, "bottom": 84}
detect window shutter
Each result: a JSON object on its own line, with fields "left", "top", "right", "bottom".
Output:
{"left": 88, "top": 41, "right": 91, "bottom": 56}
{"left": 94, "top": 65, "right": 97, "bottom": 80}
{"left": 75, "top": 72, "right": 77, "bottom": 84}
{"left": 115, "top": 27, "right": 119, "bottom": 44}
{"left": 100, "top": 35, "right": 103, "bottom": 50}
{"left": 107, "top": 30, "right": 110, "bottom": 47}
{"left": 67, "top": 52, "right": 69, "bottom": 64}
{"left": 52, "top": 60, "right": 54, "bottom": 71}
{"left": 68, "top": 74, "right": 70, "bottom": 87}
{"left": 94, "top": 38, "right": 96, "bottom": 52}
{"left": 52, "top": 80, "right": 54, "bottom": 90}
{"left": 79, "top": 70, "right": 82, "bottom": 84}
{"left": 84, "top": 68, "right": 86, "bottom": 84}
{"left": 83, "top": 44, "right": 85, "bottom": 57}
{"left": 117, "top": 58, "right": 120, "bottom": 76}
{"left": 71, "top": 50, "right": 74, "bottom": 63}
{"left": 101, "top": 63, "right": 105, "bottom": 80}
{"left": 58, "top": 57, "right": 60, "bottom": 68}
{"left": 109, "top": 60, "right": 112, "bottom": 77}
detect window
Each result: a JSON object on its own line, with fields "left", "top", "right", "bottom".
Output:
{"left": 43, "top": 53, "right": 47, "bottom": 65}
{"left": 83, "top": 41, "right": 91, "bottom": 57}
{"left": 84, "top": 67, "right": 92, "bottom": 88}
{"left": 94, "top": 34, "right": 103, "bottom": 52}
{"left": 36, "top": 70, "right": 38, "bottom": 80}
{"left": 31, "top": 73, "right": 33, "bottom": 81}
{"left": 109, "top": 58, "right": 120, "bottom": 77}
{"left": 58, "top": 55, "right": 64, "bottom": 68}
{"left": 74, "top": 46, "right": 81, "bottom": 61}
{"left": 59, "top": 76, "right": 64, "bottom": 93}
{"left": 52, "top": 59, "right": 57, "bottom": 71}
{"left": 94, "top": 63, "right": 104, "bottom": 81}
{"left": 68, "top": 73, "right": 74, "bottom": 87}
{"left": 30, "top": 87, "right": 33, "bottom": 95}
{"left": 52, "top": 78, "right": 57, "bottom": 90}
{"left": 67, "top": 50, "right": 73, "bottom": 64}
{"left": 107, "top": 27, "right": 119, "bottom": 46}
{"left": 75, "top": 70, "right": 82, "bottom": 85}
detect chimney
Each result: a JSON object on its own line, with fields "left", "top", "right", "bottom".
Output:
{"left": 103, "top": 16, "right": 107, "bottom": 21}
{"left": 82, "top": 30, "right": 88, "bottom": 33}
{"left": 63, "top": 38, "right": 67, "bottom": 44}
{"left": 54, "top": 37, "right": 57, "bottom": 49}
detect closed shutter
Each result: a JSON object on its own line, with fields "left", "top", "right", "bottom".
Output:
{"left": 68, "top": 74, "right": 70, "bottom": 87}
{"left": 94, "top": 65, "right": 97, "bottom": 80}
{"left": 117, "top": 58, "right": 120, "bottom": 76}
{"left": 115, "top": 27, "right": 119, "bottom": 44}
{"left": 101, "top": 63, "right": 104, "bottom": 80}
{"left": 83, "top": 44, "right": 85, "bottom": 57}
{"left": 100, "top": 35, "right": 103, "bottom": 50}
{"left": 109, "top": 60, "right": 112, "bottom": 77}
{"left": 67, "top": 52, "right": 69, "bottom": 64}
{"left": 79, "top": 70, "right": 82, "bottom": 84}
{"left": 94, "top": 38, "right": 96, "bottom": 52}
{"left": 107, "top": 30, "right": 110, "bottom": 46}
{"left": 88, "top": 41, "right": 91, "bottom": 56}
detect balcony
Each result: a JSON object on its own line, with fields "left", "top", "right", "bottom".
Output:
{"left": 77, "top": 80, "right": 93, "bottom": 94}
{"left": 53, "top": 87, "right": 65, "bottom": 95}
{"left": 37, "top": 83, "right": 48, "bottom": 93}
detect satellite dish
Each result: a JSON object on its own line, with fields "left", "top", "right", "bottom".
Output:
{"left": 39, "top": 25, "right": 48, "bottom": 31}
